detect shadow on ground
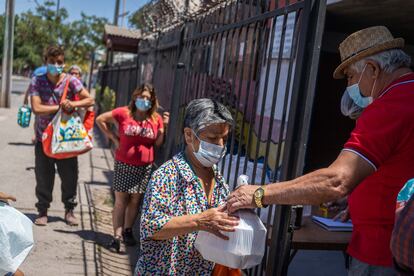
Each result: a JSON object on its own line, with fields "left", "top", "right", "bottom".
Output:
{"left": 9, "top": 142, "right": 34, "bottom": 147}
{"left": 24, "top": 213, "right": 65, "bottom": 224}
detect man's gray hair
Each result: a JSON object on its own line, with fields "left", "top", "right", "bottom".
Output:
{"left": 351, "top": 49, "right": 412, "bottom": 74}
{"left": 68, "top": 65, "right": 82, "bottom": 75}
{"left": 184, "top": 98, "right": 234, "bottom": 134}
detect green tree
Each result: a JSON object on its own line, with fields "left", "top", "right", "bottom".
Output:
{"left": 0, "top": 0, "right": 108, "bottom": 73}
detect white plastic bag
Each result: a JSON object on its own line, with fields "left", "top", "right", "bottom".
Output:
{"left": 195, "top": 174, "right": 267, "bottom": 269}
{"left": 195, "top": 209, "right": 267, "bottom": 269}
{"left": 51, "top": 109, "right": 93, "bottom": 154}
{"left": 0, "top": 202, "right": 34, "bottom": 275}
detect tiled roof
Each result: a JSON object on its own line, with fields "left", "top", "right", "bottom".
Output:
{"left": 104, "top": 25, "right": 142, "bottom": 40}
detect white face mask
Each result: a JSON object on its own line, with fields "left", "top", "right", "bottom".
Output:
{"left": 191, "top": 130, "right": 226, "bottom": 167}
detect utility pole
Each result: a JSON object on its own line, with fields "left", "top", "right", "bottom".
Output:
{"left": 87, "top": 51, "right": 95, "bottom": 93}
{"left": 56, "top": 0, "right": 60, "bottom": 19}
{"left": 56, "top": 0, "right": 61, "bottom": 39}
{"left": 120, "top": 0, "right": 126, "bottom": 27}
{"left": 113, "top": 0, "right": 121, "bottom": 26}
{"left": 0, "top": 0, "right": 15, "bottom": 108}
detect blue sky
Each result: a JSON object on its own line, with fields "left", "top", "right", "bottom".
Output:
{"left": 0, "top": 0, "right": 147, "bottom": 26}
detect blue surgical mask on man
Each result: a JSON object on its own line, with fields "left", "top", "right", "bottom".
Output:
{"left": 345, "top": 64, "right": 374, "bottom": 108}
{"left": 47, "top": 64, "right": 64, "bottom": 76}
{"left": 191, "top": 130, "right": 226, "bottom": 167}
{"left": 135, "top": 98, "right": 152, "bottom": 112}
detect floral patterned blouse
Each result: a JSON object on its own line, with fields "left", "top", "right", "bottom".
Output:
{"left": 136, "top": 152, "right": 229, "bottom": 275}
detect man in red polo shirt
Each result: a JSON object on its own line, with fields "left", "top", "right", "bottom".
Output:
{"left": 227, "top": 26, "right": 414, "bottom": 275}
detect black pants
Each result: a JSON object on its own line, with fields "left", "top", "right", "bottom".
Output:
{"left": 34, "top": 142, "right": 78, "bottom": 213}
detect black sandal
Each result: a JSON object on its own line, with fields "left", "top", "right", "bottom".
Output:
{"left": 108, "top": 236, "right": 121, "bottom": 253}
{"left": 123, "top": 228, "right": 137, "bottom": 246}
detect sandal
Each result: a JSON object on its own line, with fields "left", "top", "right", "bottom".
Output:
{"left": 34, "top": 212, "right": 48, "bottom": 226}
{"left": 123, "top": 228, "right": 137, "bottom": 246}
{"left": 108, "top": 236, "right": 121, "bottom": 253}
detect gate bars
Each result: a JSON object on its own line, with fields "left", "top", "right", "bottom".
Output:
{"left": 98, "top": 0, "right": 326, "bottom": 275}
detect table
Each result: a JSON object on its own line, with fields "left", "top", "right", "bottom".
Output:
{"left": 289, "top": 216, "right": 352, "bottom": 268}
{"left": 292, "top": 216, "right": 351, "bottom": 251}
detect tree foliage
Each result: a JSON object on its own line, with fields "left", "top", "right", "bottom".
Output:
{"left": 0, "top": 0, "right": 108, "bottom": 73}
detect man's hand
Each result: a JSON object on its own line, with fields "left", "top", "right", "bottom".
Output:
{"left": 333, "top": 207, "right": 350, "bottom": 222}
{"left": 61, "top": 99, "right": 75, "bottom": 112}
{"left": 0, "top": 192, "right": 17, "bottom": 203}
{"left": 196, "top": 205, "right": 239, "bottom": 240}
{"left": 227, "top": 185, "right": 259, "bottom": 213}
{"left": 324, "top": 197, "right": 348, "bottom": 212}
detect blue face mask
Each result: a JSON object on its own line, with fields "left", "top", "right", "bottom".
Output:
{"left": 135, "top": 98, "right": 152, "bottom": 112}
{"left": 47, "top": 64, "right": 64, "bottom": 76}
{"left": 345, "top": 65, "right": 374, "bottom": 108}
{"left": 346, "top": 84, "right": 373, "bottom": 108}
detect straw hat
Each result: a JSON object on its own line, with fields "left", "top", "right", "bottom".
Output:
{"left": 333, "top": 26, "right": 404, "bottom": 79}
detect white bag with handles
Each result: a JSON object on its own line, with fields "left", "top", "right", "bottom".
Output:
{"left": 0, "top": 202, "right": 34, "bottom": 275}
{"left": 194, "top": 175, "right": 267, "bottom": 269}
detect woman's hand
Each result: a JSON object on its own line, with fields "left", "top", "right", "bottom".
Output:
{"left": 109, "top": 134, "right": 120, "bottom": 150}
{"left": 196, "top": 205, "right": 239, "bottom": 240}
{"left": 0, "top": 192, "right": 17, "bottom": 203}
{"left": 162, "top": 112, "right": 170, "bottom": 127}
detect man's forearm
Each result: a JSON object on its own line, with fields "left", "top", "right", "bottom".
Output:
{"left": 263, "top": 168, "right": 347, "bottom": 205}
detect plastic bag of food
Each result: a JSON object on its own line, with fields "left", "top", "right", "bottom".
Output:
{"left": 195, "top": 209, "right": 266, "bottom": 269}
{"left": 194, "top": 175, "right": 267, "bottom": 269}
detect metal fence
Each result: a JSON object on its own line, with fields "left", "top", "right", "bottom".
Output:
{"left": 98, "top": 0, "right": 326, "bottom": 274}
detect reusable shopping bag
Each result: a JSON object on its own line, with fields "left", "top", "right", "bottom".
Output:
{"left": 42, "top": 79, "right": 94, "bottom": 159}
{"left": 0, "top": 202, "right": 34, "bottom": 275}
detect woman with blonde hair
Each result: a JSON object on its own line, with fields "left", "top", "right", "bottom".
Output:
{"left": 96, "top": 84, "right": 169, "bottom": 252}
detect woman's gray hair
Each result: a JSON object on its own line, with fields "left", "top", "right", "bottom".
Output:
{"left": 184, "top": 98, "right": 234, "bottom": 134}
{"left": 68, "top": 65, "right": 82, "bottom": 75}
{"left": 350, "top": 49, "right": 411, "bottom": 74}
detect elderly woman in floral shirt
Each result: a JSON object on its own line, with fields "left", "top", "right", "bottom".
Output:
{"left": 136, "top": 98, "right": 239, "bottom": 275}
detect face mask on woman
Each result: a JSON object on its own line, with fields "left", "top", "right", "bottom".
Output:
{"left": 135, "top": 98, "right": 152, "bottom": 112}
{"left": 191, "top": 130, "right": 226, "bottom": 167}
{"left": 47, "top": 64, "right": 64, "bottom": 76}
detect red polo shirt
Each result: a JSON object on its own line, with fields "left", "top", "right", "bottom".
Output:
{"left": 344, "top": 73, "right": 414, "bottom": 266}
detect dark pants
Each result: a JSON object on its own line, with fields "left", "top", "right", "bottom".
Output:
{"left": 34, "top": 142, "right": 78, "bottom": 213}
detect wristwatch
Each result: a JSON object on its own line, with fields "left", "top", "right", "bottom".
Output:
{"left": 254, "top": 186, "right": 267, "bottom": 208}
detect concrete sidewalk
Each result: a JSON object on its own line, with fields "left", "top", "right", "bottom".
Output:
{"left": 0, "top": 92, "right": 138, "bottom": 275}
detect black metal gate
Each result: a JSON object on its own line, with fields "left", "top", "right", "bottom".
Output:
{"left": 98, "top": 0, "right": 326, "bottom": 274}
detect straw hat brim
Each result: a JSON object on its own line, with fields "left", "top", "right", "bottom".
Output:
{"left": 333, "top": 38, "right": 405, "bottom": 79}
